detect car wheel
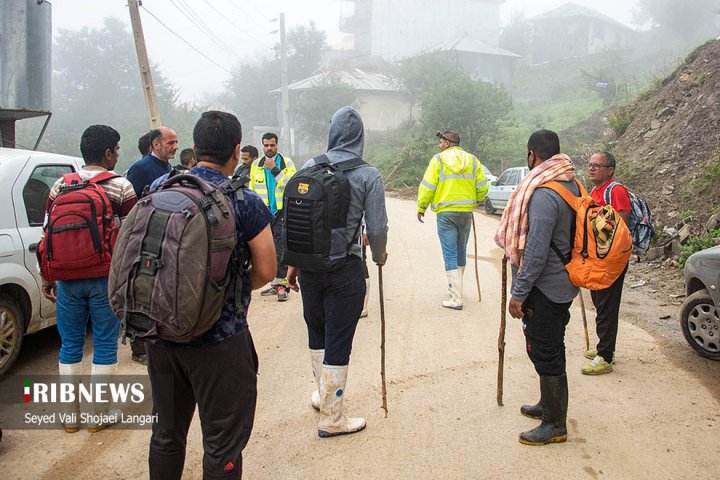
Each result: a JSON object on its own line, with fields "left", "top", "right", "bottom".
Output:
{"left": 680, "top": 289, "right": 720, "bottom": 360}
{"left": 484, "top": 198, "right": 496, "bottom": 215}
{"left": 0, "top": 293, "right": 25, "bottom": 375}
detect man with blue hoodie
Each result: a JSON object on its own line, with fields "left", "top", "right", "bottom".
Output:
{"left": 287, "top": 106, "right": 388, "bottom": 438}
{"left": 417, "top": 131, "right": 489, "bottom": 310}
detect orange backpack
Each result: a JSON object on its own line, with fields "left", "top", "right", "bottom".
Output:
{"left": 539, "top": 179, "right": 633, "bottom": 290}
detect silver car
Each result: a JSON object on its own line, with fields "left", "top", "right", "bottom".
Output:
{"left": 0, "top": 148, "right": 84, "bottom": 374}
{"left": 483, "top": 166, "right": 530, "bottom": 215}
{"left": 680, "top": 245, "right": 720, "bottom": 360}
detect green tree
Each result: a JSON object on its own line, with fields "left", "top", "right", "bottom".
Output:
{"left": 420, "top": 76, "right": 512, "bottom": 156}
{"left": 499, "top": 12, "right": 532, "bottom": 57}
{"left": 290, "top": 75, "right": 357, "bottom": 151}
{"left": 286, "top": 22, "right": 326, "bottom": 83}
{"left": 397, "top": 53, "right": 465, "bottom": 111}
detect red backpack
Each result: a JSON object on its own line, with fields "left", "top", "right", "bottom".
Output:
{"left": 38, "top": 171, "right": 119, "bottom": 281}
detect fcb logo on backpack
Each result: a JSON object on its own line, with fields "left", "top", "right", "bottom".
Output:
{"left": 37, "top": 171, "right": 119, "bottom": 282}
{"left": 282, "top": 155, "right": 366, "bottom": 272}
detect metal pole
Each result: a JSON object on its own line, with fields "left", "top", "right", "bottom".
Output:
{"left": 128, "top": 0, "right": 161, "bottom": 129}
{"left": 497, "top": 255, "right": 508, "bottom": 407}
{"left": 378, "top": 265, "right": 388, "bottom": 417}
{"left": 279, "top": 13, "right": 291, "bottom": 155}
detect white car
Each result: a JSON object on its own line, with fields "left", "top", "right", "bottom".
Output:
{"left": 482, "top": 164, "right": 497, "bottom": 185}
{"left": 0, "top": 148, "right": 84, "bottom": 374}
{"left": 484, "top": 166, "right": 530, "bottom": 215}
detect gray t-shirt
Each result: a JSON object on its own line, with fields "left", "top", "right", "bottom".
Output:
{"left": 511, "top": 180, "right": 580, "bottom": 304}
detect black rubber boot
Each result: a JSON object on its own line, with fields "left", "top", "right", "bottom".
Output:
{"left": 519, "top": 373, "right": 568, "bottom": 446}
{"left": 520, "top": 377, "right": 543, "bottom": 419}
{"left": 520, "top": 401, "right": 542, "bottom": 419}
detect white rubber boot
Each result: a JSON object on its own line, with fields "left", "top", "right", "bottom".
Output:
{"left": 58, "top": 362, "right": 82, "bottom": 433}
{"left": 360, "top": 279, "right": 370, "bottom": 318}
{"left": 87, "top": 363, "right": 122, "bottom": 433}
{"left": 442, "top": 269, "right": 463, "bottom": 310}
{"left": 310, "top": 349, "right": 324, "bottom": 411}
{"left": 318, "top": 365, "right": 366, "bottom": 437}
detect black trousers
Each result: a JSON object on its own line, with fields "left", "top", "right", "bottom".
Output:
{"left": 298, "top": 256, "right": 366, "bottom": 365}
{"left": 271, "top": 215, "right": 288, "bottom": 279}
{"left": 590, "top": 265, "right": 628, "bottom": 363}
{"left": 147, "top": 329, "right": 259, "bottom": 480}
{"left": 521, "top": 287, "right": 573, "bottom": 376}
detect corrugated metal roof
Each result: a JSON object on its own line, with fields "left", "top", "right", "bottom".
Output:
{"left": 270, "top": 69, "right": 400, "bottom": 94}
{"left": 530, "top": 2, "right": 633, "bottom": 31}
{"left": 430, "top": 35, "right": 521, "bottom": 58}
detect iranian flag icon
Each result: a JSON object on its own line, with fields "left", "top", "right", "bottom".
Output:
{"left": 24, "top": 379, "right": 30, "bottom": 403}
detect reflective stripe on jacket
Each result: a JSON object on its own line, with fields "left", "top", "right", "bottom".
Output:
{"left": 417, "top": 146, "right": 488, "bottom": 214}
{"left": 249, "top": 154, "right": 296, "bottom": 212}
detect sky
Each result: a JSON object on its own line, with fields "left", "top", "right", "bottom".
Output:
{"left": 50, "top": 0, "right": 641, "bottom": 103}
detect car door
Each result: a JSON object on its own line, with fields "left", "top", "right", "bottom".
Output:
{"left": 497, "top": 169, "right": 519, "bottom": 209}
{"left": 13, "top": 158, "right": 80, "bottom": 318}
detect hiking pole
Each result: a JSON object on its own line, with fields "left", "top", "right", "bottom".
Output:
{"left": 497, "top": 255, "right": 508, "bottom": 407}
{"left": 579, "top": 289, "right": 589, "bottom": 352}
{"left": 471, "top": 215, "right": 481, "bottom": 302}
{"left": 378, "top": 264, "right": 388, "bottom": 418}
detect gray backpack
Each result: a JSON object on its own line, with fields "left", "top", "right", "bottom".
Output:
{"left": 108, "top": 173, "right": 248, "bottom": 343}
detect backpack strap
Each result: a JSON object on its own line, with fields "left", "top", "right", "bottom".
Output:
{"left": 336, "top": 157, "right": 367, "bottom": 171}
{"left": 537, "top": 178, "right": 586, "bottom": 265}
{"left": 603, "top": 180, "right": 619, "bottom": 206}
{"left": 88, "top": 171, "right": 119, "bottom": 185}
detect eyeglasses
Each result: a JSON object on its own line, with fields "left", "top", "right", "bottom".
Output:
{"left": 587, "top": 163, "right": 610, "bottom": 170}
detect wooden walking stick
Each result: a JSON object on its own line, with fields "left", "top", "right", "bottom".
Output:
{"left": 471, "top": 215, "right": 481, "bottom": 302}
{"left": 497, "top": 255, "right": 508, "bottom": 407}
{"left": 378, "top": 265, "right": 388, "bottom": 417}
{"left": 579, "top": 289, "right": 589, "bottom": 352}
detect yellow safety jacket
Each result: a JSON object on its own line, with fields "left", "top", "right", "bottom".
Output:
{"left": 249, "top": 154, "right": 296, "bottom": 213}
{"left": 417, "top": 146, "right": 489, "bottom": 214}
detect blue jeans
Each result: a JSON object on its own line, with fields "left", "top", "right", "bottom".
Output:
{"left": 56, "top": 277, "right": 120, "bottom": 365}
{"left": 436, "top": 211, "right": 473, "bottom": 271}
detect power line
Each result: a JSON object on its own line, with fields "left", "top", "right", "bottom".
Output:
{"left": 203, "top": 0, "right": 260, "bottom": 42}
{"left": 169, "top": 0, "right": 242, "bottom": 62}
{"left": 139, "top": 4, "right": 235, "bottom": 76}
{"left": 221, "top": 0, "right": 266, "bottom": 27}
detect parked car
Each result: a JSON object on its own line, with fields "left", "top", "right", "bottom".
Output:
{"left": 481, "top": 164, "right": 497, "bottom": 185}
{"left": 0, "top": 148, "right": 84, "bottom": 374}
{"left": 483, "top": 166, "right": 530, "bottom": 215}
{"left": 679, "top": 245, "right": 720, "bottom": 360}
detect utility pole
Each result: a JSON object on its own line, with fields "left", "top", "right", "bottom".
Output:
{"left": 128, "top": 0, "right": 162, "bottom": 129}
{"left": 279, "top": 13, "right": 292, "bottom": 155}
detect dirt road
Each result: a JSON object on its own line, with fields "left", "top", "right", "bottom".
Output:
{"left": 2, "top": 196, "right": 719, "bottom": 479}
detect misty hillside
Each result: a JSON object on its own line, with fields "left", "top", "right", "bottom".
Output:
{"left": 574, "top": 39, "right": 720, "bottom": 232}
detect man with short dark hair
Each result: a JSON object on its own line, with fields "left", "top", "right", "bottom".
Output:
{"left": 249, "top": 132, "right": 296, "bottom": 301}
{"left": 495, "top": 129, "right": 579, "bottom": 446}
{"left": 174, "top": 148, "right": 197, "bottom": 171}
{"left": 417, "top": 130, "right": 489, "bottom": 310}
{"left": 146, "top": 111, "right": 276, "bottom": 479}
{"left": 41, "top": 125, "right": 137, "bottom": 433}
{"left": 234, "top": 144, "right": 258, "bottom": 180}
{"left": 138, "top": 131, "right": 153, "bottom": 157}
{"left": 583, "top": 151, "right": 631, "bottom": 375}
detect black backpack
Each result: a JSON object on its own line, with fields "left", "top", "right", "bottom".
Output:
{"left": 282, "top": 155, "right": 366, "bottom": 272}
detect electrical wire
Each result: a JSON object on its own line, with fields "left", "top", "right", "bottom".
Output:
{"left": 204, "top": 0, "right": 261, "bottom": 42}
{"left": 169, "top": 0, "right": 242, "bottom": 62}
{"left": 140, "top": 4, "right": 235, "bottom": 75}
{"left": 220, "top": 0, "right": 266, "bottom": 27}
